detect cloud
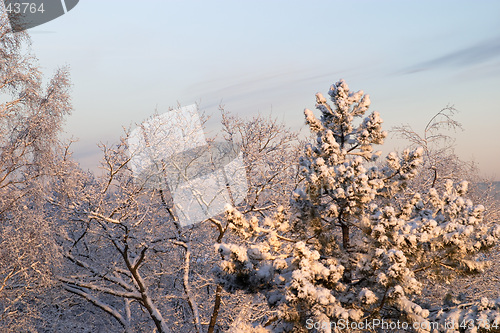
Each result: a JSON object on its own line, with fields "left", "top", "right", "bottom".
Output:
{"left": 188, "top": 65, "right": 358, "bottom": 107}
{"left": 402, "top": 36, "right": 500, "bottom": 74}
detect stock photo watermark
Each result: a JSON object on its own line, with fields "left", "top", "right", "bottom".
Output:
{"left": 3, "top": 0, "right": 79, "bottom": 32}
{"left": 127, "top": 104, "right": 248, "bottom": 227}
{"left": 306, "top": 318, "right": 500, "bottom": 331}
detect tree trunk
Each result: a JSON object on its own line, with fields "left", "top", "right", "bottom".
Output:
{"left": 341, "top": 221, "right": 351, "bottom": 283}
{"left": 208, "top": 284, "right": 223, "bottom": 333}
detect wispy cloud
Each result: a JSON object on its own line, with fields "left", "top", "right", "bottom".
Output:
{"left": 188, "top": 64, "right": 369, "bottom": 107}
{"left": 402, "top": 36, "right": 500, "bottom": 74}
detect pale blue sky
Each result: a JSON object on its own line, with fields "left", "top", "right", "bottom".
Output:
{"left": 29, "top": 1, "right": 500, "bottom": 179}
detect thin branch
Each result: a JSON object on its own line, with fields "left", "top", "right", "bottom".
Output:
{"left": 63, "top": 285, "right": 132, "bottom": 333}
{"left": 58, "top": 276, "right": 141, "bottom": 300}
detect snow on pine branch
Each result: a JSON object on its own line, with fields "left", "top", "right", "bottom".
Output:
{"left": 215, "top": 79, "right": 500, "bottom": 333}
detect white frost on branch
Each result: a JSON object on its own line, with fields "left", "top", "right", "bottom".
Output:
{"left": 215, "top": 79, "right": 500, "bottom": 332}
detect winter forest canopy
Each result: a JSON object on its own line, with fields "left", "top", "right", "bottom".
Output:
{"left": 1, "top": 12, "right": 500, "bottom": 333}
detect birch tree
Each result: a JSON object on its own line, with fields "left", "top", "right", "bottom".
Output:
{"left": 53, "top": 108, "right": 300, "bottom": 332}
{"left": 0, "top": 10, "right": 72, "bottom": 330}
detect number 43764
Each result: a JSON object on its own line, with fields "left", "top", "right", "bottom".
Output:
{"left": 5, "top": 2, "right": 45, "bottom": 14}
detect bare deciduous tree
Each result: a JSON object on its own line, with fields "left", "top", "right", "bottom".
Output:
{"left": 0, "top": 11, "right": 72, "bottom": 330}
{"left": 52, "top": 107, "right": 301, "bottom": 332}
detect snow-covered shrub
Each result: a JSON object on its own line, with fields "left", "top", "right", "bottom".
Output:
{"left": 215, "top": 80, "right": 500, "bottom": 332}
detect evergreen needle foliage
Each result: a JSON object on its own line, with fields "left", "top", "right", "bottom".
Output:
{"left": 215, "top": 80, "right": 500, "bottom": 333}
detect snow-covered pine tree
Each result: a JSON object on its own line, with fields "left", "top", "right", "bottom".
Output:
{"left": 215, "top": 80, "right": 500, "bottom": 332}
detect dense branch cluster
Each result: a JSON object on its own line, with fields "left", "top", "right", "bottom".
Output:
{"left": 0, "top": 13, "right": 71, "bottom": 330}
